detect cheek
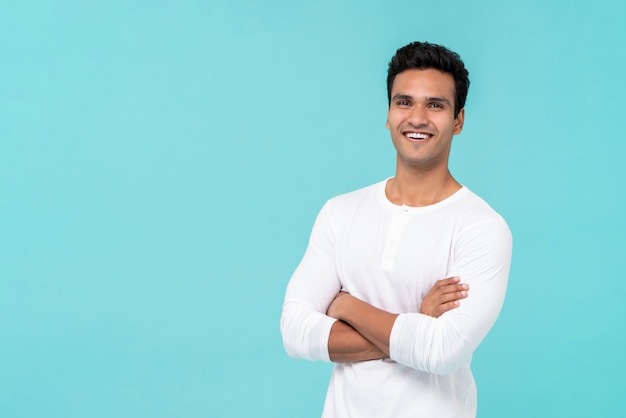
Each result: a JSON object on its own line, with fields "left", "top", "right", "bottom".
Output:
{"left": 386, "top": 113, "right": 401, "bottom": 129}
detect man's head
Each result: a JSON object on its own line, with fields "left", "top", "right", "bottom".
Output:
{"left": 387, "top": 42, "right": 469, "bottom": 117}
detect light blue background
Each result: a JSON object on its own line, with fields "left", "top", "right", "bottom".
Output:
{"left": 1, "top": 1, "right": 624, "bottom": 417}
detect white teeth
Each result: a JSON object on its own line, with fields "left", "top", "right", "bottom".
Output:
{"left": 406, "top": 132, "right": 430, "bottom": 139}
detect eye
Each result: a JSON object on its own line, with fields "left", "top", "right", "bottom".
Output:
{"left": 396, "top": 100, "right": 411, "bottom": 107}
{"left": 428, "top": 102, "right": 445, "bottom": 110}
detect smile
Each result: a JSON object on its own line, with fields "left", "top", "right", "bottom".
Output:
{"left": 404, "top": 132, "right": 433, "bottom": 140}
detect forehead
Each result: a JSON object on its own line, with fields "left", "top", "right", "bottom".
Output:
{"left": 391, "top": 69, "right": 456, "bottom": 100}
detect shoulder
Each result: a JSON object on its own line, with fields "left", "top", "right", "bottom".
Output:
{"left": 325, "top": 180, "right": 385, "bottom": 210}
{"left": 314, "top": 180, "right": 385, "bottom": 228}
{"left": 452, "top": 187, "right": 512, "bottom": 244}
{"left": 454, "top": 187, "right": 508, "bottom": 223}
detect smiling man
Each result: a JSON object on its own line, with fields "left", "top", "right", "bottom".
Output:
{"left": 280, "top": 42, "right": 512, "bottom": 418}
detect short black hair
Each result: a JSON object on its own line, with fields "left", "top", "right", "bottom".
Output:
{"left": 387, "top": 41, "right": 470, "bottom": 117}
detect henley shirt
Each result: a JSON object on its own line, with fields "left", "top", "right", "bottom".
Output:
{"left": 281, "top": 180, "right": 512, "bottom": 418}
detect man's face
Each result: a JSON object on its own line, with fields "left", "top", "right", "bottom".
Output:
{"left": 386, "top": 68, "right": 464, "bottom": 172}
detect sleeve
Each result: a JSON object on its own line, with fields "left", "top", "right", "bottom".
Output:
{"left": 280, "top": 201, "right": 342, "bottom": 362}
{"left": 389, "top": 218, "right": 512, "bottom": 375}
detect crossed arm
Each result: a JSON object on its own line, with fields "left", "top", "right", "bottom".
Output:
{"left": 281, "top": 202, "right": 512, "bottom": 371}
{"left": 326, "top": 277, "right": 469, "bottom": 363}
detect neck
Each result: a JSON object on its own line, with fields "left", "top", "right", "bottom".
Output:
{"left": 386, "top": 166, "right": 461, "bottom": 207}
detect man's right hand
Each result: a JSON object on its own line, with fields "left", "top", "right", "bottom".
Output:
{"left": 420, "top": 277, "right": 469, "bottom": 318}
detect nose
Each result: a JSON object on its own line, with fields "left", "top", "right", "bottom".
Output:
{"left": 408, "top": 104, "right": 428, "bottom": 126}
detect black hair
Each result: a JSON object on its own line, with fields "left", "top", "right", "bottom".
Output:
{"left": 387, "top": 41, "right": 470, "bottom": 117}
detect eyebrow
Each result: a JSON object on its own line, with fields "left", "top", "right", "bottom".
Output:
{"left": 391, "top": 94, "right": 413, "bottom": 102}
{"left": 425, "top": 96, "right": 452, "bottom": 106}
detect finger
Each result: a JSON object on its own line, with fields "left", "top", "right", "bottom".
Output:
{"left": 435, "top": 289, "right": 469, "bottom": 304}
{"left": 427, "top": 283, "right": 468, "bottom": 300}
{"left": 426, "top": 277, "right": 460, "bottom": 296}
{"left": 438, "top": 283, "right": 469, "bottom": 295}
{"left": 434, "top": 300, "right": 463, "bottom": 318}
{"left": 433, "top": 276, "right": 461, "bottom": 288}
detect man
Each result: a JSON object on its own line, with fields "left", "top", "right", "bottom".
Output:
{"left": 280, "top": 41, "right": 512, "bottom": 418}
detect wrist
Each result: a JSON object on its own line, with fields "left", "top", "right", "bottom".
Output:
{"left": 336, "top": 294, "right": 357, "bottom": 323}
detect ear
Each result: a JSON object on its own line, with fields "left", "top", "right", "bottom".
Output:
{"left": 453, "top": 108, "right": 465, "bottom": 135}
{"left": 385, "top": 118, "right": 390, "bottom": 129}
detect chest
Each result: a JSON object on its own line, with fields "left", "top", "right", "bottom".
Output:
{"left": 334, "top": 209, "right": 456, "bottom": 311}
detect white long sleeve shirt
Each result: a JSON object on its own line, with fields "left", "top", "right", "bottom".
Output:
{"left": 281, "top": 180, "right": 512, "bottom": 418}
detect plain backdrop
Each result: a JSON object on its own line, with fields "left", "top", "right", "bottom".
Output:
{"left": 1, "top": 0, "right": 625, "bottom": 417}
